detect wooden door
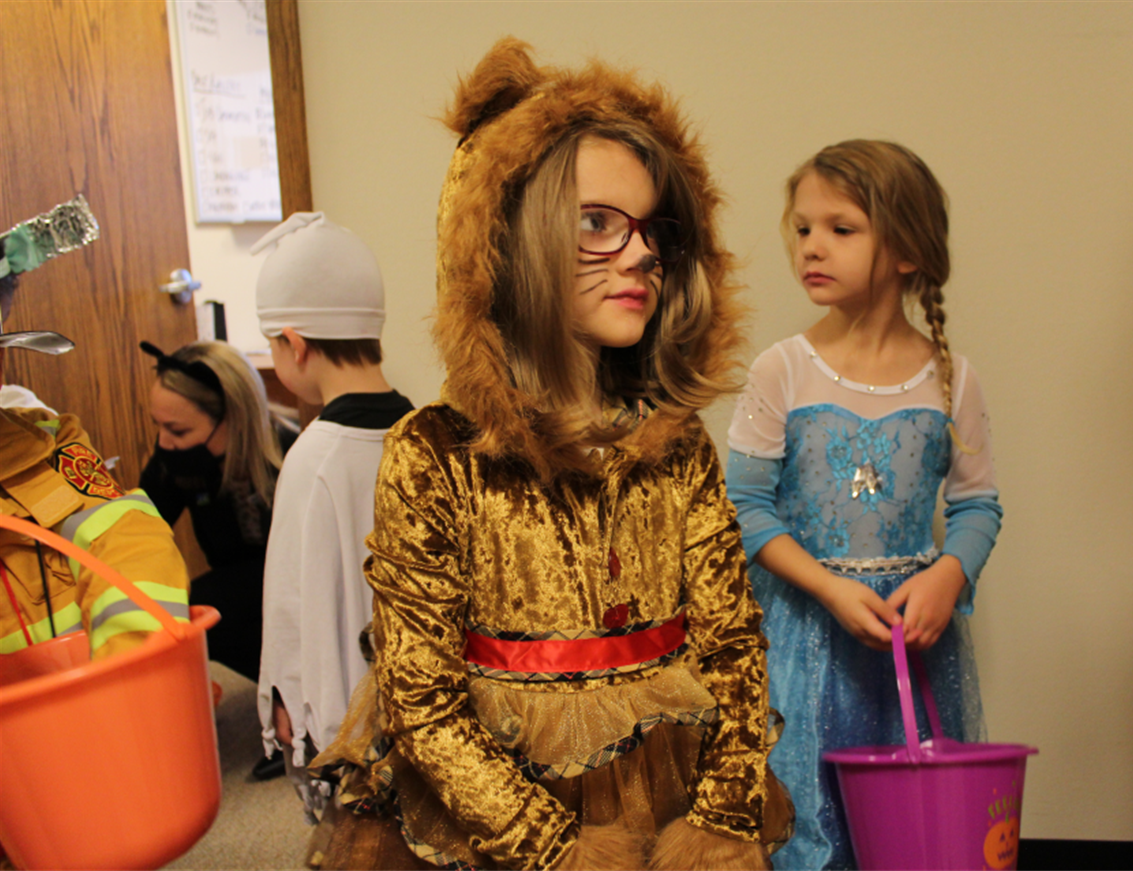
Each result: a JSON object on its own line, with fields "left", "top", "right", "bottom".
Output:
{"left": 1, "top": 0, "right": 197, "bottom": 490}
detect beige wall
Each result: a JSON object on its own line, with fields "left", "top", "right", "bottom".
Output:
{"left": 287, "top": 0, "right": 1132, "bottom": 841}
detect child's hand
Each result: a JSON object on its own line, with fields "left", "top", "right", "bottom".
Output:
{"left": 886, "top": 556, "right": 967, "bottom": 651}
{"left": 819, "top": 576, "right": 903, "bottom": 652}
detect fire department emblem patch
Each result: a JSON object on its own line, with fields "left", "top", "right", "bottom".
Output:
{"left": 55, "top": 443, "right": 124, "bottom": 500}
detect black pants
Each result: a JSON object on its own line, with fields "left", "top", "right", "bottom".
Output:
{"left": 189, "top": 557, "right": 264, "bottom": 682}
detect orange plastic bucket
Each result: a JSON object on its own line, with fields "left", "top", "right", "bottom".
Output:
{"left": 0, "top": 629, "right": 91, "bottom": 686}
{"left": 0, "top": 514, "right": 222, "bottom": 870}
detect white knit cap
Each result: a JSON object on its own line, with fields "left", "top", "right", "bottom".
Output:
{"left": 251, "top": 212, "right": 385, "bottom": 340}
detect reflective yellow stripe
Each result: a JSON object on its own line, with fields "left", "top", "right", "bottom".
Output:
{"left": 65, "top": 497, "right": 164, "bottom": 579}
{"left": 0, "top": 630, "right": 27, "bottom": 654}
{"left": 35, "top": 418, "right": 61, "bottom": 434}
{"left": 89, "top": 581, "right": 190, "bottom": 618}
{"left": 89, "top": 610, "right": 165, "bottom": 650}
{"left": 0, "top": 602, "right": 84, "bottom": 653}
{"left": 88, "top": 581, "right": 190, "bottom": 652}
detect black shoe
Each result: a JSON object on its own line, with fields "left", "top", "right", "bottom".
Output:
{"left": 252, "top": 749, "right": 285, "bottom": 781}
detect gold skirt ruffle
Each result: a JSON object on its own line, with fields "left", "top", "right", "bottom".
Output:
{"left": 312, "top": 657, "right": 721, "bottom": 869}
{"left": 467, "top": 653, "right": 717, "bottom": 774}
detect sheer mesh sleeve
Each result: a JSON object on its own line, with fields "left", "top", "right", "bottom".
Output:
{"left": 941, "top": 359, "right": 1003, "bottom": 609}
{"left": 727, "top": 344, "right": 792, "bottom": 460}
{"left": 726, "top": 344, "right": 794, "bottom": 562}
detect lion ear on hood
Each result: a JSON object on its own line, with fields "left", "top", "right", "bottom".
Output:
{"left": 444, "top": 37, "right": 544, "bottom": 140}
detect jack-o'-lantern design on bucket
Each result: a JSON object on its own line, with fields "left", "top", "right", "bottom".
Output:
{"left": 983, "top": 784, "right": 1021, "bottom": 870}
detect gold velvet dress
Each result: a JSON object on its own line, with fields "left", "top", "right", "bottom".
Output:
{"left": 315, "top": 403, "right": 786, "bottom": 870}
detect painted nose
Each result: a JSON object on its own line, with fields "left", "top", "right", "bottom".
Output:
{"left": 634, "top": 253, "right": 660, "bottom": 273}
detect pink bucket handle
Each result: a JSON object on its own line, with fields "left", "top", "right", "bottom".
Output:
{"left": 909, "top": 648, "right": 945, "bottom": 742}
{"left": 0, "top": 513, "right": 185, "bottom": 640}
{"left": 891, "top": 623, "right": 946, "bottom": 762}
{"left": 890, "top": 622, "right": 922, "bottom": 763}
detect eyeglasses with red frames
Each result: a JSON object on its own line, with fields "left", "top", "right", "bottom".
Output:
{"left": 578, "top": 204, "right": 687, "bottom": 265}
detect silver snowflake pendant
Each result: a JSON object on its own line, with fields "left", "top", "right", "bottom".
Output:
{"left": 851, "top": 462, "right": 883, "bottom": 499}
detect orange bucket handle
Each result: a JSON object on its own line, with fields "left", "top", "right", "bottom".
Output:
{"left": 0, "top": 513, "right": 186, "bottom": 641}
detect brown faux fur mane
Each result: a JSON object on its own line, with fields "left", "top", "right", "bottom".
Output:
{"left": 434, "top": 38, "right": 747, "bottom": 481}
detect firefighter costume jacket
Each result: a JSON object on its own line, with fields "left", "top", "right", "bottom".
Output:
{"left": 1, "top": 406, "right": 190, "bottom": 658}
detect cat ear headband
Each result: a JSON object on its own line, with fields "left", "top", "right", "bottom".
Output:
{"left": 139, "top": 341, "right": 227, "bottom": 416}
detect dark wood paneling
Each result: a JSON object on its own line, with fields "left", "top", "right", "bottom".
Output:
{"left": 265, "top": 0, "right": 319, "bottom": 427}
{"left": 265, "top": 0, "right": 313, "bottom": 216}
{"left": 2, "top": 0, "right": 197, "bottom": 490}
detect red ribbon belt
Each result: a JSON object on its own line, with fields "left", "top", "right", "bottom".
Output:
{"left": 464, "top": 612, "right": 686, "bottom": 674}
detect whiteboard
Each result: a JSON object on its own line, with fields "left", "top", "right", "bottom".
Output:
{"left": 175, "top": 0, "right": 282, "bottom": 223}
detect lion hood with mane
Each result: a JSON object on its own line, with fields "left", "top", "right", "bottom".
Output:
{"left": 434, "top": 37, "right": 746, "bottom": 479}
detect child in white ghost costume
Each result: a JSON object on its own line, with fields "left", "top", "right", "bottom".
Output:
{"left": 254, "top": 213, "right": 413, "bottom": 821}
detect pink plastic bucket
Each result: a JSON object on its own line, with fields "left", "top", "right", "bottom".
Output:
{"left": 824, "top": 625, "right": 1037, "bottom": 870}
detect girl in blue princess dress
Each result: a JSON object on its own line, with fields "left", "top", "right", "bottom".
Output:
{"left": 726, "top": 140, "right": 1003, "bottom": 870}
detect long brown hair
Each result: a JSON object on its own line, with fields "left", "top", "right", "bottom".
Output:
{"left": 495, "top": 121, "right": 732, "bottom": 458}
{"left": 157, "top": 341, "right": 282, "bottom": 503}
{"left": 782, "top": 140, "right": 963, "bottom": 422}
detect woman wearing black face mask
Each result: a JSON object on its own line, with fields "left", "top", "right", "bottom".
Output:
{"left": 139, "top": 341, "right": 290, "bottom": 692}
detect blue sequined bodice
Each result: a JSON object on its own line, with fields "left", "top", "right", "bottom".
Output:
{"left": 779, "top": 404, "right": 951, "bottom": 560}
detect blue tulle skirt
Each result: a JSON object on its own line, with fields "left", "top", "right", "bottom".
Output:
{"left": 752, "top": 565, "right": 985, "bottom": 870}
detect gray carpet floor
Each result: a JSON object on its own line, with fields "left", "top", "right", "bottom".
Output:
{"left": 163, "top": 662, "right": 312, "bottom": 870}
